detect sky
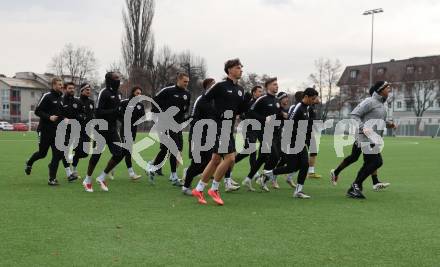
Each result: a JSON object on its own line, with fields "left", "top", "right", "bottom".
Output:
{"left": 1, "top": 0, "right": 440, "bottom": 90}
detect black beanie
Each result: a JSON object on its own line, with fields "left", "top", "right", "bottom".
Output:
{"left": 370, "top": 81, "right": 390, "bottom": 95}
{"left": 276, "top": 92, "right": 288, "bottom": 101}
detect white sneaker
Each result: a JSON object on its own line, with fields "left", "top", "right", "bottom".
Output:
{"left": 261, "top": 182, "right": 270, "bottom": 192}
{"left": 182, "top": 187, "right": 193, "bottom": 196}
{"left": 294, "top": 191, "right": 311, "bottom": 199}
{"left": 330, "top": 169, "right": 338, "bottom": 186}
{"left": 242, "top": 178, "right": 255, "bottom": 192}
{"left": 230, "top": 178, "right": 240, "bottom": 186}
{"left": 97, "top": 179, "right": 109, "bottom": 192}
{"left": 170, "top": 174, "right": 182, "bottom": 186}
{"left": 225, "top": 183, "right": 240, "bottom": 192}
{"left": 82, "top": 180, "right": 93, "bottom": 193}
{"left": 129, "top": 173, "right": 142, "bottom": 180}
{"left": 373, "top": 182, "right": 390, "bottom": 191}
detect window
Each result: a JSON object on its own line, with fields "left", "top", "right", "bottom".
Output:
{"left": 406, "top": 66, "right": 415, "bottom": 74}
{"left": 350, "top": 70, "right": 358, "bottom": 79}
{"left": 406, "top": 101, "right": 414, "bottom": 111}
{"left": 431, "top": 66, "right": 436, "bottom": 73}
{"left": 377, "top": 68, "right": 385, "bottom": 75}
{"left": 11, "top": 89, "right": 20, "bottom": 102}
{"left": 417, "top": 66, "right": 423, "bottom": 74}
{"left": 397, "top": 101, "right": 402, "bottom": 109}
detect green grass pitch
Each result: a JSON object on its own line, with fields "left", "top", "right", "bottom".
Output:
{"left": 0, "top": 131, "right": 439, "bottom": 266}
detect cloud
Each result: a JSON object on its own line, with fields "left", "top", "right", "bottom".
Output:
{"left": 0, "top": 0, "right": 439, "bottom": 90}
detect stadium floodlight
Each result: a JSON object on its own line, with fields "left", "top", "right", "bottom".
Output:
{"left": 363, "top": 8, "right": 384, "bottom": 88}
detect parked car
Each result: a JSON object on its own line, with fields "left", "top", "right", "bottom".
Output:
{"left": 13, "top": 123, "right": 29, "bottom": 131}
{"left": 0, "top": 121, "right": 14, "bottom": 131}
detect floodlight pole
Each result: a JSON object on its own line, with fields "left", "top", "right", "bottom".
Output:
{"left": 363, "top": 8, "right": 383, "bottom": 89}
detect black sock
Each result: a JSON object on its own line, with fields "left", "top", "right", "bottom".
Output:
{"left": 371, "top": 174, "right": 379, "bottom": 185}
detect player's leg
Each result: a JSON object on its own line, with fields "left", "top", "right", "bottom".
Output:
{"left": 25, "top": 131, "right": 50, "bottom": 175}
{"left": 167, "top": 131, "right": 183, "bottom": 185}
{"left": 48, "top": 137, "right": 64, "bottom": 186}
{"left": 348, "top": 152, "right": 383, "bottom": 199}
{"left": 307, "top": 153, "right": 321, "bottom": 179}
{"left": 94, "top": 130, "right": 125, "bottom": 192}
{"left": 293, "top": 148, "right": 311, "bottom": 199}
{"left": 331, "top": 142, "right": 362, "bottom": 185}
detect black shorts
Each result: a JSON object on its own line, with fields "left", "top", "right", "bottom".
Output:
{"left": 212, "top": 127, "right": 236, "bottom": 155}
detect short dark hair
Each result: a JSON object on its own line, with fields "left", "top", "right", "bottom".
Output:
{"left": 131, "top": 86, "right": 142, "bottom": 97}
{"left": 294, "top": 91, "right": 304, "bottom": 103}
{"left": 251, "top": 85, "right": 262, "bottom": 94}
{"left": 303, "top": 87, "right": 319, "bottom": 97}
{"left": 64, "top": 82, "right": 75, "bottom": 88}
{"left": 202, "top": 78, "right": 215, "bottom": 90}
{"left": 264, "top": 77, "right": 277, "bottom": 88}
{"left": 224, "top": 58, "right": 243, "bottom": 74}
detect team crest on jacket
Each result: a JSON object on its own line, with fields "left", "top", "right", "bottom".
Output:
{"left": 238, "top": 90, "right": 243, "bottom": 97}
{"left": 276, "top": 103, "right": 280, "bottom": 108}
{"left": 90, "top": 104, "right": 93, "bottom": 109}
{"left": 73, "top": 103, "right": 78, "bottom": 109}
{"left": 137, "top": 105, "right": 142, "bottom": 110}
{"left": 183, "top": 95, "right": 188, "bottom": 100}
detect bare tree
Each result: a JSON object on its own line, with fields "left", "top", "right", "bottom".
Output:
{"left": 49, "top": 43, "right": 98, "bottom": 92}
{"left": 122, "top": 0, "right": 155, "bottom": 90}
{"left": 308, "top": 58, "right": 342, "bottom": 120}
{"left": 177, "top": 50, "right": 207, "bottom": 101}
{"left": 146, "top": 46, "right": 178, "bottom": 94}
{"left": 408, "top": 81, "right": 438, "bottom": 134}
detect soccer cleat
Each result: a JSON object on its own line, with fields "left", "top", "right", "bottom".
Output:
{"left": 192, "top": 189, "right": 207, "bottom": 205}
{"left": 256, "top": 176, "right": 262, "bottom": 185}
{"left": 208, "top": 189, "right": 224, "bottom": 205}
{"left": 129, "top": 173, "right": 142, "bottom": 181}
{"left": 97, "top": 180, "right": 109, "bottom": 192}
{"left": 71, "top": 171, "right": 81, "bottom": 180}
{"left": 48, "top": 179, "right": 59, "bottom": 186}
{"left": 172, "top": 179, "right": 183, "bottom": 187}
{"left": 330, "top": 169, "right": 339, "bottom": 186}
{"left": 308, "top": 173, "right": 322, "bottom": 179}
{"left": 182, "top": 188, "right": 193, "bottom": 196}
{"left": 286, "top": 179, "right": 297, "bottom": 188}
{"left": 261, "top": 183, "right": 270, "bottom": 192}
{"left": 67, "top": 174, "right": 78, "bottom": 183}
{"left": 82, "top": 180, "right": 93, "bottom": 193}
{"left": 24, "top": 163, "right": 32, "bottom": 175}
{"left": 242, "top": 179, "right": 256, "bottom": 192}
{"left": 146, "top": 170, "right": 155, "bottom": 185}
{"left": 373, "top": 182, "right": 390, "bottom": 191}
{"left": 294, "top": 191, "right": 311, "bottom": 199}
{"left": 225, "top": 183, "right": 240, "bottom": 192}
{"left": 347, "top": 184, "right": 365, "bottom": 199}
{"left": 272, "top": 180, "right": 280, "bottom": 189}
{"left": 229, "top": 178, "right": 240, "bottom": 186}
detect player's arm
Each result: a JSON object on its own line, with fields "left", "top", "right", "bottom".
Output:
{"left": 351, "top": 99, "right": 373, "bottom": 132}
{"left": 152, "top": 88, "right": 170, "bottom": 113}
{"left": 95, "top": 91, "right": 117, "bottom": 117}
{"left": 247, "top": 97, "right": 266, "bottom": 122}
{"left": 35, "top": 94, "right": 52, "bottom": 121}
